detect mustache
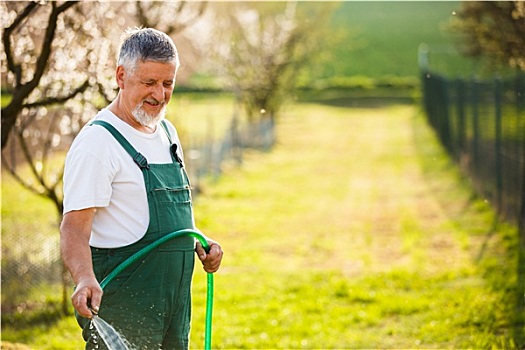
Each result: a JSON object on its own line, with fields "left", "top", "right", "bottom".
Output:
{"left": 141, "top": 98, "right": 164, "bottom": 107}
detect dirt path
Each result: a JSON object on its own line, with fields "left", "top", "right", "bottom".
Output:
{"left": 200, "top": 103, "right": 486, "bottom": 277}
{"left": 198, "top": 102, "right": 517, "bottom": 348}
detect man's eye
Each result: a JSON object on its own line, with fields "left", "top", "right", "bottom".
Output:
{"left": 163, "top": 82, "right": 173, "bottom": 87}
{"left": 144, "top": 81, "right": 155, "bottom": 86}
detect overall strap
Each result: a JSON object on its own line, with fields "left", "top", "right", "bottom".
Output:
{"left": 89, "top": 120, "right": 149, "bottom": 170}
{"left": 160, "top": 120, "right": 184, "bottom": 167}
{"left": 160, "top": 120, "right": 173, "bottom": 143}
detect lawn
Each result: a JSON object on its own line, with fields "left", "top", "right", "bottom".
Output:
{"left": 2, "top": 100, "right": 521, "bottom": 348}
{"left": 322, "top": 1, "right": 476, "bottom": 80}
{"left": 190, "top": 102, "right": 521, "bottom": 348}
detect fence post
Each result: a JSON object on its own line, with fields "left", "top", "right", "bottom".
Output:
{"left": 438, "top": 75, "right": 451, "bottom": 152}
{"left": 516, "top": 73, "right": 525, "bottom": 111}
{"left": 494, "top": 77, "right": 503, "bottom": 214}
{"left": 471, "top": 77, "right": 480, "bottom": 174}
{"left": 421, "top": 70, "right": 433, "bottom": 129}
{"left": 418, "top": 43, "right": 429, "bottom": 71}
{"left": 231, "top": 115, "right": 243, "bottom": 165}
{"left": 456, "top": 78, "right": 466, "bottom": 158}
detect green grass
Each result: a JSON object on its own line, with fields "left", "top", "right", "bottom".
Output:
{"left": 191, "top": 102, "right": 522, "bottom": 348}
{"left": 2, "top": 100, "right": 522, "bottom": 348}
{"left": 185, "top": 2, "right": 479, "bottom": 90}
{"left": 320, "top": 1, "right": 477, "bottom": 81}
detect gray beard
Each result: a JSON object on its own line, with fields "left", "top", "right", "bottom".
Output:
{"left": 132, "top": 102, "right": 167, "bottom": 127}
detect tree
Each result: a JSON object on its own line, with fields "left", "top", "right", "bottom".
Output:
{"left": 1, "top": 0, "right": 124, "bottom": 314}
{"left": 203, "top": 2, "right": 340, "bottom": 122}
{"left": 451, "top": 1, "right": 525, "bottom": 71}
{"left": 1, "top": 0, "right": 211, "bottom": 213}
{"left": 1, "top": 1, "right": 124, "bottom": 212}
{"left": 1, "top": 0, "right": 207, "bottom": 314}
{"left": 1, "top": 1, "right": 87, "bottom": 150}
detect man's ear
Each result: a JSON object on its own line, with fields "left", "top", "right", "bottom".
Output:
{"left": 116, "top": 65, "right": 126, "bottom": 89}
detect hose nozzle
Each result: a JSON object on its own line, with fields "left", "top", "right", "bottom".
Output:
{"left": 90, "top": 307, "right": 99, "bottom": 317}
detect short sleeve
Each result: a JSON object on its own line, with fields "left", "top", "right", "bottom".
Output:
{"left": 63, "top": 138, "right": 115, "bottom": 214}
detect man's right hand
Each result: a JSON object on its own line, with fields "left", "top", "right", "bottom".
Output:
{"left": 72, "top": 275, "right": 103, "bottom": 318}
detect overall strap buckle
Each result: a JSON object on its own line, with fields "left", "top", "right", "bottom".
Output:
{"left": 133, "top": 153, "right": 150, "bottom": 170}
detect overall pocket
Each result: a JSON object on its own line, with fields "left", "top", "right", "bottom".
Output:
{"left": 154, "top": 186, "right": 193, "bottom": 227}
{"left": 152, "top": 186, "right": 195, "bottom": 250}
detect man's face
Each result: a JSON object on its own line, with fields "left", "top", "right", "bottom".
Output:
{"left": 117, "top": 60, "right": 176, "bottom": 126}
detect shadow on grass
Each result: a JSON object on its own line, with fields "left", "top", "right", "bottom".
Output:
{"left": 1, "top": 300, "right": 68, "bottom": 335}
{"left": 296, "top": 88, "right": 416, "bottom": 108}
{"left": 306, "top": 95, "right": 415, "bottom": 108}
{"left": 412, "top": 108, "right": 525, "bottom": 349}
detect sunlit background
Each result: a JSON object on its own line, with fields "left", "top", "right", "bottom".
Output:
{"left": 1, "top": 1, "right": 524, "bottom": 349}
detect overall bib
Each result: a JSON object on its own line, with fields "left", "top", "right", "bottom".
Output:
{"left": 78, "top": 120, "right": 196, "bottom": 350}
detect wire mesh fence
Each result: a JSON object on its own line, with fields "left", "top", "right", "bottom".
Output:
{"left": 1, "top": 115, "right": 275, "bottom": 314}
{"left": 421, "top": 69, "right": 525, "bottom": 228}
{"left": 186, "top": 116, "right": 275, "bottom": 188}
{"left": 1, "top": 217, "right": 64, "bottom": 314}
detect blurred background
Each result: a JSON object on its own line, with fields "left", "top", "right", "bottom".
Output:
{"left": 1, "top": 1, "right": 524, "bottom": 348}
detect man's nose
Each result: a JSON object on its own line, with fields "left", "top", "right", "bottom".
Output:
{"left": 151, "top": 84, "right": 165, "bottom": 101}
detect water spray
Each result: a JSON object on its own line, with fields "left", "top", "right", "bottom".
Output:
{"left": 98, "top": 229, "right": 214, "bottom": 350}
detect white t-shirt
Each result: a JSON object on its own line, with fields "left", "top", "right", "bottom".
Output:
{"left": 63, "top": 109, "right": 184, "bottom": 248}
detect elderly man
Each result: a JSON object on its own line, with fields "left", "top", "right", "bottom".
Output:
{"left": 60, "top": 27, "right": 223, "bottom": 349}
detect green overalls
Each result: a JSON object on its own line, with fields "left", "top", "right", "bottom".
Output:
{"left": 78, "top": 120, "right": 196, "bottom": 350}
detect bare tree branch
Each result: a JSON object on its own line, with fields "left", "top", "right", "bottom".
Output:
{"left": 133, "top": 1, "right": 207, "bottom": 35}
{"left": 1, "top": 1, "right": 80, "bottom": 149}
{"left": 97, "top": 82, "right": 115, "bottom": 105}
{"left": 24, "top": 79, "right": 90, "bottom": 109}
{"left": 165, "top": 1, "right": 207, "bottom": 35}
{"left": 2, "top": 1, "right": 39, "bottom": 88}
{"left": 29, "top": 2, "right": 79, "bottom": 96}
{"left": 1, "top": 157, "right": 47, "bottom": 199}
{"left": 135, "top": 1, "right": 150, "bottom": 28}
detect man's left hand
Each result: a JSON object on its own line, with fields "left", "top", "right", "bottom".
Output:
{"left": 196, "top": 238, "right": 223, "bottom": 273}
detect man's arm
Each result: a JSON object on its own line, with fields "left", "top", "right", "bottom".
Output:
{"left": 60, "top": 208, "right": 102, "bottom": 318}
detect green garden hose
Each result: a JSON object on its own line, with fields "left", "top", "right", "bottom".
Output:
{"left": 98, "top": 229, "right": 214, "bottom": 350}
